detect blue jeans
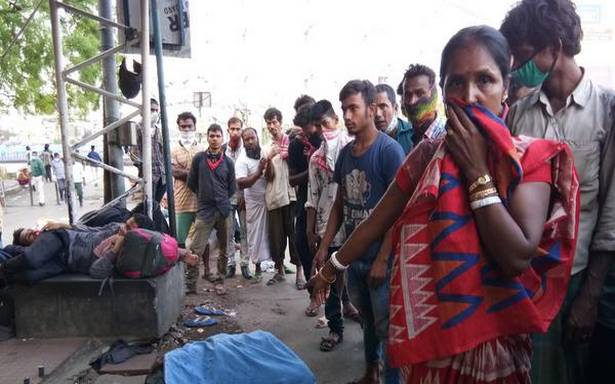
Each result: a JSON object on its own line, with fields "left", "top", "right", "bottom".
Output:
{"left": 294, "top": 204, "right": 312, "bottom": 281}
{"left": 324, "top": 247, "right": 349, "bottom": 336}
{"left": 347, "top": 257, "right": 399, "bottom": 383}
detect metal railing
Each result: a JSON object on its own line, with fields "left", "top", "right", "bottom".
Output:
{"left": 48, "top": 0, "right": 153, "bottom": 223}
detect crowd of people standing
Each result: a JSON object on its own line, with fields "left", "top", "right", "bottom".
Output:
{"left": 168, "top": 1, "right": 615, "bottom": 383}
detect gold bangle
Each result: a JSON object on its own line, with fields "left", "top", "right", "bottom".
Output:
{"left": 468, "top": 174, "right": 493, "bottom": 194}
{"left": 318, "top": 270, "right": 336, "bottom": 285}
{"left": 470, "top": 188, "right": 498, "bottom": 201}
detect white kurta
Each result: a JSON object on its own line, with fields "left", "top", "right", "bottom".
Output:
{"left": 235, "top": 154, "right": 270, "bottom": 263}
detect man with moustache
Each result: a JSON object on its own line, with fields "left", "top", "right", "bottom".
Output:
{"left": 224, "top": 117, "right": 251, "bottom": 280}
{"left": 235, "top": 128, "right": 270, "bottom": 280}
{"left": 186, "top": 124, "right": 236, "bottom": 295}
{"left": 374, "top": 83, "right": 413, "bottom": 154}
{"left": 263, "top": 108, "right": 303, "bottom": 286}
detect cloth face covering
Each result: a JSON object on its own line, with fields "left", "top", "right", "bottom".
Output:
{"left": 403, "top": 87, "right": 438, "bottom": 127}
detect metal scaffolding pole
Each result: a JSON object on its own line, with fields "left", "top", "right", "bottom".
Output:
{"left": 49, "top": 0, "right": 76, "bottom": 223}
{"left": 100, "top": 0, "right": 125, "bottom": 205}
{"left": 48, "top": 0, "right": 153, "bottom": 222}
{"left": 152, "top": 0, "right": 176, "bottom": 237}
{"left": 141, "top": 0, "right": 153, "bottom": 218}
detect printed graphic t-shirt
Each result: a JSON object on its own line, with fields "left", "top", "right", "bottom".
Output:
{"left": 333, "top": 131, "right": 405, "bottom": 263}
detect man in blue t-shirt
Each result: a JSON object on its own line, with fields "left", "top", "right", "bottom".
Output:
{"left": 314, "top": 79, "right": 404, "bottom": 383}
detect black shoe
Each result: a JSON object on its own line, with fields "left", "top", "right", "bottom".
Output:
{"left": 226, "top": 265, "right": 236, "bottom": 278}
{"left": 241, "top": 265, "right": 252, "bottom": 280}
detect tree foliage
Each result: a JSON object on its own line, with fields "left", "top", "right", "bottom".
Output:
{"left": 0, "top": 0, "right": 101, "bottom": 116}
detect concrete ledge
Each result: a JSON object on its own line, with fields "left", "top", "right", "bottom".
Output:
{"left": 10, "top": 263, "right": 185, "bottom": 339}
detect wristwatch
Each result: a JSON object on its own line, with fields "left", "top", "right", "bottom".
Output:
{"left": 468, "top": 174, "right": 492, "bottom": 193}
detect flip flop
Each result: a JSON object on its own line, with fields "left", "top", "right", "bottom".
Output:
{"left": 183, "top": 316, "right": 218, "bottom": 328}
{"left": 305, "top": 304, "right": 319, "bottom": 317}
{"left": 194, "top": 306, "right": 226, "bottom": 316}
{"left": 266, "top": 273, "right": 286, "bottom": 286}
{"left": 315, "top": 316, "right": 328, "bottom": 329}
{"left": 296, "top": 280, "right": 307, "bottom": 290}
{"left": 343, "top": 306, "right": 362, "bottom": 323}
{"left": 320, "top": 333, "right": 343, "bottom": 352}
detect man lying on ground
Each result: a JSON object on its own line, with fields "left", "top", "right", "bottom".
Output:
{"left": 0, "top": 214, "right": 196, "bottom": 286}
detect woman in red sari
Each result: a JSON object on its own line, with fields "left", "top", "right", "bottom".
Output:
{"left": 310, "top": 26, "right": 579, "bottom": 383}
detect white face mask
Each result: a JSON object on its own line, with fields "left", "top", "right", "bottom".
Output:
{"left": 150, "top": 111, "right": 160, "bottom": 126}
{"left": 384, "top": 112, "right": 398, "bottom": 135}
{"left": 180, "top": 131, "right": 195, "bottom": 144}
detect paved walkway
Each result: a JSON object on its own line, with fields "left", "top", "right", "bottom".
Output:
{"left": 0, "top": 175, "right": 368, "bottom": 383}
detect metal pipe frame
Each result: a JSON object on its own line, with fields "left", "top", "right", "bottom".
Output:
{"left": 49, "top": 0, "right": 76, "bottom": 223}
{"left": 64, "top": 77, "right": 142, "bottom": 108}
{"left": 151, "top": 0, "right": 176, "bottom": 237}
{"left": 63, "top": 44, "right": 125, "bottom": 76}
{"left": 70, "top": 109, "right": 141, "bottom": 150}
{"left": 56, "top": 1, "right": 131, "bottom": 30}
{"left": 140, "top": 0, "right": 153, "bottom": 218}
{"left": 72, "top": 153, "right": 142, "bottom": 183}
{"left": 48, "top": 0, "right": 154, "bottom": 220}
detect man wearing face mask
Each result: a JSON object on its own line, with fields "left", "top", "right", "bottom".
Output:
{"left": 502, "top": 1, "right": 615, "bottom": 383}
{"left": 171, "top": 112, "right": 204, "bottom": 251}
{"left": 374, "top": 84, "right": 413, "bottom": 154}
{"left": 396, "top": 64, "right": 447, "bottom": 146}
{"left": 130, "top": 98, "right": 167, "bottom": 202}
{"left": 223, "top": 117, "right": 251, "bottom": 280}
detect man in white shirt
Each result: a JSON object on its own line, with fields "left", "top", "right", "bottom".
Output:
{"left": 235, "top": 128, "right": 270, "bottom": 281}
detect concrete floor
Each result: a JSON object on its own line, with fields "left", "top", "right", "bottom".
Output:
{"left": 1, "top": 175, "right": 369, "bottom": 383}
{"left": 234, "top": 276, "right": 365, "bottom": 384}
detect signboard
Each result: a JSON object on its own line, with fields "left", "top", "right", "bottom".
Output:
{"left": 118, "top": 0, "right": 191, "bottom": 58}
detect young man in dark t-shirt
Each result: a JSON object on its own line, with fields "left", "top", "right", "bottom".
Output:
{"left": 314, "top": 80, "right": 405, "bottom": 383}
{"left": 288, "top": 103, "right": 322, "bottom": 314}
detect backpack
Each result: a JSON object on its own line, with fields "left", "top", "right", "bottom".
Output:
{"left": 116, "top": 229, "right": 179, "bottom": 278}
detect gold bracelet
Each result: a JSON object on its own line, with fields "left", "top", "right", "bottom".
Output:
{"left": 468, "top": 174, "right": 493, "bottom": 194}
{"left": 470, "top": 188, "right": 498, "bottom": 201}
{"left": 318, "top": 270, "right": 336, "bottom": 285}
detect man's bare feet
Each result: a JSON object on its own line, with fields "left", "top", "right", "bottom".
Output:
{"left": 343, "top": 301, "right": 361, "bottom": 323}
{"left": 348, "top": 362, "right": 382, "bottom": 384}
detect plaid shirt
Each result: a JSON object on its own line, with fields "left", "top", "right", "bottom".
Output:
{"left": 131, "top": 124, "right": 166, "bottom": 183}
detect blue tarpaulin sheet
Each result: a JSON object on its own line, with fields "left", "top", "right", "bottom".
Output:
{"left": 164, "top": 330, "right": 316, "bottom": 384}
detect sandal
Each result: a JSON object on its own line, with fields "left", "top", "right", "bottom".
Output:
{"left": 315, "top": 316, "right": 328, "bottom": 329}
{"left": 183, "top": 316, "right": 218, "bottom": 328}
{"left": 320, "top": 332, "right": 343, "bottom": 352}
{"left": 295, "top": 280, "right": 307, "bottom": 290}
{"left": 343, "top": 304, "right": 361, "bottom": 323}
{"left": 266, "top": 273, "right": 286, "bottom": 286}
{"left": 251, "top": 273, "right": 263, "bottom": 284}
{"left": 194, "top": 306, "right": 226, "bottom": 316}
{"left": 304, "top": 304, "right": 319, "bottom": 317}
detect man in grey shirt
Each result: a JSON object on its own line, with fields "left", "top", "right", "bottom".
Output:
{"left": 502, "top": 1, "right": 615, "bottom": 382}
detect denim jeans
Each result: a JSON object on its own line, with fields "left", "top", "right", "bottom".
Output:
{"left": 324, "top": 247, "right": 349, "bottom": 336}
{"left": 227, "top": 204, "right": 249, "bottom": 267}
{"left": 294, "top": 204, "right": 312, "bottom": 281}
{"left": 347, "top": 257, "right": 399, "bottom": 383}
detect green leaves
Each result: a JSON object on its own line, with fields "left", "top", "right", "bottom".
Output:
{"left": 0, "top": 0, "right": 101, "bottom": 115}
